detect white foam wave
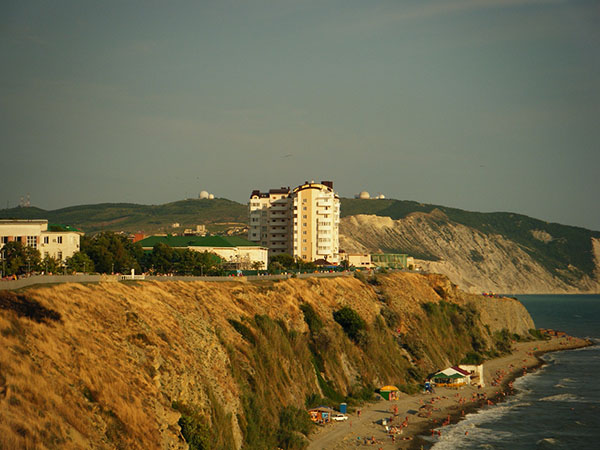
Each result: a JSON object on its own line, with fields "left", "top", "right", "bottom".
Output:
{"left": 429, "top": 422, "right": 514, "bottom": 449}
{"left": 536, "top": 437, "right": 559, "bottom": 446}
{"left": 428, "top": 400, "right": 527, "bottom": 449}
{"left": 539, "top": 393, "right": 582, "bottom": 402}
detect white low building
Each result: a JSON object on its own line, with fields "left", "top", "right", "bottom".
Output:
{"left": 137, "top": 235, "right": 268, "bottom": 270}
{"left": 0, "top": 219, "right": 82, "bottom": 262}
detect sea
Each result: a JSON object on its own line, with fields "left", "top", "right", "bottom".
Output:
{"left": 425, "top": 294, "right": 600, "bottom": 450}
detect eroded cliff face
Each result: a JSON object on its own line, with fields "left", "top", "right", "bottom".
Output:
{"left": 0, "top": 274, "right": 536, "bottom": 449}
{"left": 340, "top": 213, "right": 600, "bottom": 294}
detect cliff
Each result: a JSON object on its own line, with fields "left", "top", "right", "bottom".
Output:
{"left": 340, "top": 213, "right": 600, "bottom": 294}
{"left": 0, "top": 273, "right": 535, "bottom": 449}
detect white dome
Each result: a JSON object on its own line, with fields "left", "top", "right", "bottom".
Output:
{"left": 199, "top": 190, "right": 209, "bottom": 199}
{"left": 208, "top": 194, "right": 215, "bottom": 199}
{"left": 358, "top": 191, "right": 370, "bottom": 199}
{"left": 377, "top": 194, "right": 385, "bottom": 199}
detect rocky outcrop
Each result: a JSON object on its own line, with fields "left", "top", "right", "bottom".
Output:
{"left": 340, "top": 213, "right": 600, "bottom": 294}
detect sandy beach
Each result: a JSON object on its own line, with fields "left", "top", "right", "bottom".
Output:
{"left": 307, "top": 335, "right": 592, "bottom": 450}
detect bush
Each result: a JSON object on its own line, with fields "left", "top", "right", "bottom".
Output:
{"left": 333, "top": 306, "right": 366, "bottom": 343}
{"left": 300, "top": 303, "right": 323, "bottom": 334}
{"left": 380, "top": 308, "right": 400, "bottom": 328}
{"left": 529, "top": 328, "right": 547, "bottom": 340}
{"left": 460, "top": 351, "right": 484, "bottom": 365}
{"left": 172, "top": 403, "right": 211, "bottom": 450}
{"left": 227, "top": 319, "right": 256, "bottom": 345}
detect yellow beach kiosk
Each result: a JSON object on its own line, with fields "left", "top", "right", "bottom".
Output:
{"left": 379, "top": 385, "right": 400, "bottom": 400}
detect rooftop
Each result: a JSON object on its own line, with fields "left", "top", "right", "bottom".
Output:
{"left": 138, "top": 235, "right": 264, "bottom": 249}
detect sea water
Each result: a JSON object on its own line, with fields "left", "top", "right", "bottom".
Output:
{"left": 427, "top": 294, "right": 600, "bottom": 450}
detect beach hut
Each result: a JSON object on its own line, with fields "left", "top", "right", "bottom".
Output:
{"left": 430, "top": 367, "right": 470, "bottom": 388}
{"left": 308, "top": 406, "right": 335, "bottom": 424}
{"left": 379, "top": 385, "right": 400, "bottom": 400}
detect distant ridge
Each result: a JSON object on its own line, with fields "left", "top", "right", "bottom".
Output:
{"left": 0, "top": 198, "right": 247, "bottom": 234}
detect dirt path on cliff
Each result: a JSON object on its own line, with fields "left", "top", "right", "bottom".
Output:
{"left": 306, "top": 336, "right": 590, "bottom": 450}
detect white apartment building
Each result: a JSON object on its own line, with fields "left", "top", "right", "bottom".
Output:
{"left": 0, "top": 219, "right": 82, "bottom": 262}
{"left": 248, "top": 181, "right": 340, "bottom": 264}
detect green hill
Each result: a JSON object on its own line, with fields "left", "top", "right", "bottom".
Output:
{"left": 0, "top": 199, "right": 248, "bottom": 234}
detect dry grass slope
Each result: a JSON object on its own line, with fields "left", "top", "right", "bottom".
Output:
{"left": 0, "top": 273, "right": 535, "bottom": 449}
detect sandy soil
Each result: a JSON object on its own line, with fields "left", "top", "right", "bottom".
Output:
{"left": 306, "top": 335, "right": 592, "bottom": 450}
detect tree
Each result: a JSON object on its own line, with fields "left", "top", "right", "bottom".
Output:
{"left": 270, "top": 254, "right": 296, "bottom": 269}
{"left": 1, "top": 241, "right": 41, "bottom": 276}
{"left": 41, "top": 254, "right": 62, "bottom": 274}
{"left": 141, "top": 245, "right": 223, "bottom": 275}
{"left": 144, "top": 242, "right": 174, "bottom": 273}
{"left": 81, "top": 232, "right": 142, "bottom": 273}
{"left": 66, "top": 251, "right": 95, "bottom": 273}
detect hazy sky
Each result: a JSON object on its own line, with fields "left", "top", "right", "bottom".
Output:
{"left": 2, "top": 0, "right": 599, "bottom": 230}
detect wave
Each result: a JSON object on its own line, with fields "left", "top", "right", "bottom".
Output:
{"left": 554, "top": 377, "right": 576, "bottom": 388}
{"left": 429, "top": 422, "right": 514, "bottom": 449}
{"left": 536, "top": 437, "right": 559, "bottom": 447}
{"left": 539, "top": 393, "right": 582, "bottom": 402}
{"left": 427, "top": 399, "right": 531, "bottom": 449}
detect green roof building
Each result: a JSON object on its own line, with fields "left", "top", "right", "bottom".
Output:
{"left": 137, "top": 235, "right": 268, "bottom": 270}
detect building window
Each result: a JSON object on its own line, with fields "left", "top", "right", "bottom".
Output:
{"left": 27, "top": 236, "right": 37, "bottom": 248}
{"left": 57, "top": 251, "right": 63, "bottom": 260}
{"left": 0, "top": 237, "right": 7, "bottom": 244}
{"left": 57, "top": 236, "right": 63, "bottom": 244}
{"left": 44, "top": 236, "right": 49, "bottom": 244}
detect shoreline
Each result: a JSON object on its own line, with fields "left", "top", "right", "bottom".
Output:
{"left": 406, "top": 336, "right": 594, "bottom": 450}
{"left": 307, "top": 335, "right": 593, "bottom": 449}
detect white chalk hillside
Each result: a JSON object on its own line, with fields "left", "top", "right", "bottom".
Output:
{"left": 340, "top": 212, "right": 600, "bottom": 294}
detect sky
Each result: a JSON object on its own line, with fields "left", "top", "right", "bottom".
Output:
{"left": 2, "top": 0, "right": 599, "bottom": 230}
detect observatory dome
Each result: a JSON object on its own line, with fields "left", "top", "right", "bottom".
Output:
{"left": 208, "top": 194, "right": 215, "bottom": 199}
{"left": 358, "top": 191, "right": 370, "bottom": 199}
{"left": 199, "top": 190, "right": 210, "bottom": 199}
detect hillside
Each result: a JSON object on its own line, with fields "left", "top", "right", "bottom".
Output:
{"left": 0, "top": 199, "right": 248, "bottom": 234}
{"left": 339, "top": 199, "right": 600, "bottom": 293}
{"left": 340, "top": 212, "right": 600, "bottom": 294}
{"left": 0, "top": 273, "right": 535, "bottom": 449}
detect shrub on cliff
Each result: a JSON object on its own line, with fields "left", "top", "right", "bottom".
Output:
{"left": 277, "top": 406, "right": 312, "bottom": 449}
{"left": 333, "top": 306, "right": 366, "bottom": 344}
{"left": 300, "top": 303, "right": 323, "bottom": 334}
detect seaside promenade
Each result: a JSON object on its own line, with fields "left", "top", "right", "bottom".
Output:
{"left": 307, "top": 335, "right": 592, "bottom": 449}
{"left": 0, "top": 270, "right": 353, "bottom": 291}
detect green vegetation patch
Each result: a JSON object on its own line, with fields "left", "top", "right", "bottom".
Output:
{"left": 332, "top": 306, "right": 366, "bottom": 344}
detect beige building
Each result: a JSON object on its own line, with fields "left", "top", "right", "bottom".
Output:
{"left": 249, "top": 181, "right": 340, "bottom": 264}
{"left": 0, "top": 219, "right": 82, "bottom": 262}
{"left": 340, "top": 252, "right": 372, "bottom": 268}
